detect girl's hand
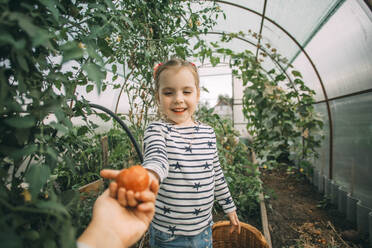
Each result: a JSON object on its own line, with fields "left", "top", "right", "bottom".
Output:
{"left": 100, "top": 169, "right": 159, "bottom": 208}
{"left": 227, "top": 211, "right": 241, "bottom": 234}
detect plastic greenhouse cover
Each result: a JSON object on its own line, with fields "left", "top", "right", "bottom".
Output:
{"left": 331, "top": 93, "right": 372, "bottom": 207}
{"left": 210, "top": 0, "right": 343, "bottom": 71}
{"left": 292, "top": 0, "right": 372, "bottom": 102}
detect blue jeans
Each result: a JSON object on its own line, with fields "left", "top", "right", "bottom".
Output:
{"left": 149, "top": 224, "right": 213, "bottom": 248}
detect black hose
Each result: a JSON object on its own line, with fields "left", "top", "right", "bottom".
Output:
{"left": 88, "top": 103, "right": 143, "bottom": 163}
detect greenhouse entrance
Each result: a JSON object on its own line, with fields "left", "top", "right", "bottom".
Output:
{"left": 1, "top": 0, "right": 371, "bottom": 247}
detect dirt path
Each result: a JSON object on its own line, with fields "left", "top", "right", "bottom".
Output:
{"left": 261, "top": 166, "right": 369, "bottom": 248}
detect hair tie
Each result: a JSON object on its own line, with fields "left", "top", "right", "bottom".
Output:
{"left": 153, "top": 63, "right": 163, "bottom": 79}
{"left": 190, "top": 62, "right": 196, "bottom": 67}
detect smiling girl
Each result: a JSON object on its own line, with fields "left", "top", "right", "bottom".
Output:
{"left": 140, "top": 58, "right": 240, "bottom": 247}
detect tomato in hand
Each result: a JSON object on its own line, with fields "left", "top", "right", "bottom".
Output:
{"left": 116, "top": 165, "right": 150, "bottom": 192}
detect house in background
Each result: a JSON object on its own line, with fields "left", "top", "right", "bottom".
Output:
{"left": 212, "top": 95, "right": 232, "bottom": 120}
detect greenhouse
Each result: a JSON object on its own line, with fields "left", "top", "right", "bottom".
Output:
{"left": 1, "top": 0, "right": 371, "bottom": 247}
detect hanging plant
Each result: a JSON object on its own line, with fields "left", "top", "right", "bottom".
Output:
{"left": 193, "top": 31, "right": 324, "bottom": 174}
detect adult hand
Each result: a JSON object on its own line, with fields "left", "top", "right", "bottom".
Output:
{"left": 227, "top": 211, "right": 241, "bottom": 234}
{"left": 77, "top": 169, "right": 158, "bottom": 248}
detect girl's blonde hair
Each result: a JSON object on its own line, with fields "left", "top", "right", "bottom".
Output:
{"left": 153, "top": 58, "right": 200, "bottom": 95}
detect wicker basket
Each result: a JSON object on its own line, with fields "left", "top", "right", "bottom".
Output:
{"left": 212, "top": 221, "right": 269, "bottom": 248}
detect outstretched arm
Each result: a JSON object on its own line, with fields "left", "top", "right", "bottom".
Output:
{"left": 77, "top": 169, "right": 158, "bottom": 248}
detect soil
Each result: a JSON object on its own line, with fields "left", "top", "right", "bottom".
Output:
{"left": 261, "top": 166, "right": 370, "bottom": 248}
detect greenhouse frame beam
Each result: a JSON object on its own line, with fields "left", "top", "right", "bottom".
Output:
{"left": 206, "top": 31, "right": 300, "bottom": 114}
{"left": 314, "top": 88, "right": 372, "bottom": 104}
{"left": 288, "top": 0, "right": 346, "bottom": 67}
{"left": 213, "top": 0, "right": 334, "bottom": 178}
{"left": 255, "top": 0, "right": 268, "bottom": 61}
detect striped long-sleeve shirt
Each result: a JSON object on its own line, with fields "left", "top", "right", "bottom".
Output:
{"left": 142, "top": 121, "right": 236, "bottom": 236}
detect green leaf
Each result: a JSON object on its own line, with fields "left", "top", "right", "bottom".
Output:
{"left": 46, "top": 147, "right": 58, "bottom": 161}
{"left": 23, "top": 230, "right": 40, "bottom": 241}
{"left": 9, "top": 144, "right": 38, "bottom": 160}
{"left": 77, "top": 126, "right": 89, "bottom": 136}
{"left": 291, "top": 70, "right": 302, "bottom": 78}
{"left": 0, "top": 33, "right": 26, "bottom": 50}
{"left": 86, "top": 84, "right": 94, "bottom": 93}
{"left": 61, "top": 42, "right": 84, "bottom": 63}
{"left": 104, "top": 0, "right": 115, "bottom": 9}
{"left": 176, "top": 36, "right": 187, "bottom": 44}
{"left": 193, "top": 41, "right": 202, "bottom": 50}
{"left": 0, "top": 231, "right": 22, "bottom": 248}
{"left": 83, "top": 63, "right": 105, "bottom": 94}
{"left": 4, "top": 115, "right": 36, "bottom": 128}
{"left": 97, "top": 113, "right": 110, "bottom": 122}
{"left": 25, "top": 164, "right": 50, "bottom": 199}
{"left": 15, "top": 128, "right": 31, "bottom": 145}
{"left": 16, "top": 53, "right": 29, "bottom": 72}
{"left": 49, "top": 122, "right": 69, "bottom": 135}
{"left": 112, "top": 64, "right": 117, "bottom": 74}
{"left": 36, "top": 200, "right": 69, "bottom": 216}
{"left": 120, "top": 16, "right": 134, "bottom": 29}
{"left": 43, "top": 239, "right": 57, "bottom": 248}
{"left": 39, "top": 0, "right": 60, "bottom": 21}
{"left": 275, "top": 74, "right": 286, "bottom": 82}
{"left": 86, "top": 42, "right": 103, "bottom": 63}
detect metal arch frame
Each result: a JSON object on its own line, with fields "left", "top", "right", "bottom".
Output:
{"left": 198, "top": 57, "right": 279, "bottom": 83}
{"left": 255, "top": 0, "right": 268, "bottom": 61}
{"left": 212, "top": 0, "right": 334, "bottom": 179}
{"left": 205, "top": 31, "right": 301, "bottom": 101}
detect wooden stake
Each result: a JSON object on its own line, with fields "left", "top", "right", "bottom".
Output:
{"left": 101, "top": 136, "right": 109, "bottom": 168}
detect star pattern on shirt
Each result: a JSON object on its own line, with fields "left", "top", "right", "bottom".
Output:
{"left": 172, "top": 161, "right": 181, "bottom": 170}
{"left": 167, "top": 126, "right": 172, "bottom": 132}
{"left": 194, "top": 126, "right": 200, "bottom": 132}
{"left": 185, "top": 145, "right": 192, "bottom": 153}
{"left": 204, "top": 162, "right": 210, "bottom": 170}
{"left": 208, "top": 141, "right": 213, "bottom": 148}
{"left": 168, "top": 225, "right": 177, "bottom": 236}
{"left": 193, "top": 208, "right": 201, "bottom": 216}
{"left": 162, "top": 206, "right": 171, "bottom": 215}
{"left": 156, "top": 148, "right": 161, "bottom": 153}
{"left": 193, "top": 182, "right": 201, "bottom": 191}
{"left": 148, "top": 126, "right": 153, "bottom": 130}
{"left": 220, "top": 177, "right": 225, "bottom": 182}
{"left": 225, "top": 197, "right": 232, "bottom": 205}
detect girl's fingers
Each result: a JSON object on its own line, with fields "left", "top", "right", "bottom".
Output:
{"left": 100, "top": 169, "right": 120, "bottom": 180}
{"left": 229, "top": 212, "right": 240, "bottom": 234}
{"left": 137, "top": 202, "right": 155, "bottom": 212}
{"left": 109, "top": 181, "right": 118, "bottom": 198}
{"left": 127, "top": 190, "right": 138, "bottom": 207}
{"left": 137, "top": 191, "right": 156, "bottom": 203}
{"left": 150, "top": 179, "right": 159, "bottom": 194}
{"left": 117, "top": 187, "right": 127, "bottom": 206}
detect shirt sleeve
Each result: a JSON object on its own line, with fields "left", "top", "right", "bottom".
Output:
{"left": 76, "top": 242, "right": 92, "bottom": 248}
{"left": 212, "top": 132, "right": 237, "bottom": 213}
{"left": 142, "top": 122, "right": 169, "bottom": 182}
